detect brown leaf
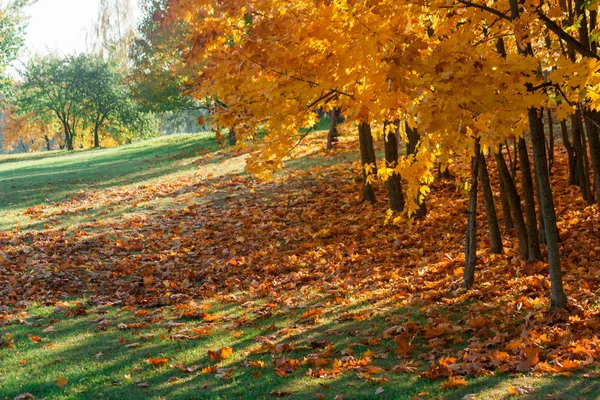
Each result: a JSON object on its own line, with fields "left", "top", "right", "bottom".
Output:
{"left": 55, "top": 377, "right": 68, "bottom": 388}
{"left": 208, "top": 347, "right": 233, "bottom": 361}
{"left": 441, "top": 376, "right": 468, "bottom": 389}
{"left": 148, "top": 357, "right": 168, "bottom": 367}
{"left": 507, "top": 385, "right": 536, "bottom": 395}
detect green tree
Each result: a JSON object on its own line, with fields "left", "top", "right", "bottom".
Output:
{"left": 130, "top": 0, "right": 199, "bottom": 114}
{"left": 19, "top": 56, "right": 87, "bottom": 150}
{"left": 0, "top": 0, "right": 31, "bottom": 95}
{"left": 18, "top": 54, "right": 157, "bottom": 150}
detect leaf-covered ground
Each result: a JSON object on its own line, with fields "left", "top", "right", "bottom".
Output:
{"left": 1, "top": 132, "right": 600, "bottom": 399}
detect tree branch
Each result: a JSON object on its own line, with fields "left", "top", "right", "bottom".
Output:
{"left": 536, "top": 9, "right": 600, "bottom": 60}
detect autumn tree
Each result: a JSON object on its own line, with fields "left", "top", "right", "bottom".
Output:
{"left": 163, "top": 0, "right": 600, "bottom": 309}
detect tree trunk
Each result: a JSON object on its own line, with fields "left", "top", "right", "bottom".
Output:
{"left": 94, "top": 125, "right": 100, "bottom": 148}
{"left": 546, "top": 108, "right": 555, "bottom": 173}
{"left": 464, "top": 141, "right": 480, "bottom": 288}
{"left": 479, "top": 152, "right": 503, "bottom": 254}
{"left": 406, "top": 123, "right": 426, "bottom": 217}
{"left": 495, "top": 150, "right": 529, "bottom": 259}
{"left": 571, "top": 110, "right": 593, "bottom": 203}
{"left": 560, "top": 117, "right": 578, "bottom": 185}
{"left": 529, "top": 107, "right": 568, "bottom": 310}
{"left": 44, "top": 135, "right": 51, "bottom": 151}
{"left": 62, "top": 120, "right": 74, "bottom": 151}
{"left": 326, "top": 109, "right": 339, "bottom": 150}
{"left": 498, "top": 173, "right": 514, "bottom": 230}
{"left": 518, "top": 137, "right": 543, "bottom": 261}
{"left": 358, "top": 122, "right": 377, "bottom": 203}
{"left": 228, "top": 126, "right": 237, "bottom": 146}
{"left": 583, "top": 110, "right": 600, "bottom": 207}
{"left": 384, "top": 121, "right": 405, "bottom": 212}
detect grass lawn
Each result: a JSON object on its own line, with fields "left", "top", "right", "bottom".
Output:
{"left": 1, "top": 132, "right": 600, "bottom": 399}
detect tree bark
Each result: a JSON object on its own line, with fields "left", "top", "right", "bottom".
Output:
{"left": 495, "top": 150, "right": 529, "bottom": 259}
{"left": 228, "top": 126, "right": 237, "bottom": 146}
{"left": 464, "top": 141, "right": 481, "bottom": 288}
{"left": 571, "top": 110, "right": 593, "bottom": 203}
{"left": 498, "top": 173, "right": 514, "bottom": 230}
{"left": 358, "top": 122, "right": 377, "bottom": 203}
{"left": 384, "top": 121, "right": 405, "bottom": 212}
{"left": 545, "top": 108, "right": 555, "bottom": 173}
{"left": 478, "top": 152, "right": 503, "bottom": 254}
{"left": 560, "top": 116, "right": 578, "bottom": 185}
{"left": 518, "top": 137, "right": 543, "bottom": 261}
{"left": 406, "top": 123, "right": 426, "bottom": 217}
{"left": 94, "top": 125, "right": 100, "bottom": 148}
{"left": 326, "top": 109, "right": 339, "bottom": 150}
{"left": 529, "top": 107, "right": 568, "bottom": 310}
{"left": 583, "top": 110, "right": 600, "bottom": 207}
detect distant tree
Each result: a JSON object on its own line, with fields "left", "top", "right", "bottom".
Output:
{"left": 0, "top": 0, "right": 31, "bottom": 95}
{"left": 87, "top": 0, "right": 137, "bottom": 67}
{"left": 1, "top": 106, "right": 60, "bottom": 152}
{"left": 18, "top": 56, "right": 87, "bottom": 150}
{"left": 130, "top": 0, "right": 200, "bottom": 114}
{"left": 18, "top": 54, "right": 157, "bottom": 150}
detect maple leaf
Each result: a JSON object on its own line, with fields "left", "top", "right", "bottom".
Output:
{"left": 56, "top": 377, "right": 68, "bottom": 388}
{"left": 207, "top": 347, "right": 233, "bottom": 361}
{"left": 507, "top": 385, "right": 536, "bottom": 395}
{"left": 148, "top": 357, "right": 168, "bottom": 367}
{"left": 441, "top": 376, "right": 468, "bottom": 389}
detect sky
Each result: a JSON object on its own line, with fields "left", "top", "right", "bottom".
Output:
{"left": 22, "top": 0, "right": 102, "bottom": 58}
{"left": 10, "top": 0, "right": 140, "bottom": 74}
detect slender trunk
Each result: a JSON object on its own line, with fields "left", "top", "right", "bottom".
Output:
{"left": 535, "top": 172, "right": 547, "bottom": 245}
{"left": 560, "top": 117, "right": 578, "bottom": 185}
{"left": 581, "top": 117, "right": 594, "bottom": 202}
{"left": 518, "top": 137, "right": 543, "bottom": 261}
{"left": 358, "top": 122, "right": 377, "bottom": 203}
{"left": 64, "top": 123, "right": 74, "bottom": 151}
{"left": 44, "top": 135, "right": 51, "bottom": 151}
{"left": 495, "top": 150, "right": 529, "bottom": 259}
{"left": 583, "top": 110, "right": 600, "bottom": 207}
{"left": 529, "top": 107, "right": 568, "bottom": 310}
{"left": 94, "top": 124, "right": 100, "bottom": 148}
{"left": 572, "top": 110, "right": 593, "bottom": 203}
{"left": 479, "top": 152, "right": 503, "bottom": 254}
{"left": 546, "top": 108, "right": 555, "bottom": 173}
{"left": 499, "top": 175, "right": 514, "bottom": 230}
{"left": 384, "top": 121, "right": 405, "bottom": 212}
{"left": 327, "top": 109, "right": 338, "bottom": 150}
{"left": 464, "top": 141, "right": 481, "bottom": 288}
{"left": 228, "top": 126, "right": 237, "bottom": 146}
{"left": 406, "top": 123, "right": 426, "bottom": 217}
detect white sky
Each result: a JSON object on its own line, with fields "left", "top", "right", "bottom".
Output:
{"left": 9, "top": 0, "right": 140, "bottom": 75}
{"left": 23, "top": 0, "right": 102, "bottom": 58}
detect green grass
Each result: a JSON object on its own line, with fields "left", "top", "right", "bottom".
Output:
{"left": 3, "top": 299, "right": 599, "bottom": 399}
{"left": 0, "top": 133, "right": 241, "bottom": 232}
{"left": 1, "top": 132, "right": 600, "bottom": 399}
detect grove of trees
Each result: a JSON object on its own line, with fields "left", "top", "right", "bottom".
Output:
{"left": 151, "top": 0, "right": 600, "bottom": 311}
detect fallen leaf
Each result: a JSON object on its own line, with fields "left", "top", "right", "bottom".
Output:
{"left": 148, "top": 357, "right": 168, "bottom": 367}
{"left": 56, "top": 377, "right": 68, "bottom": 388}
{"left": 208, "top": 347, "right": 233, "bottom": 361}
{"left": 507, "top": 385, "right": 536, "bottom": 395}
{"left": 442, "top": 376, "right": 468, "bottom": 389}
